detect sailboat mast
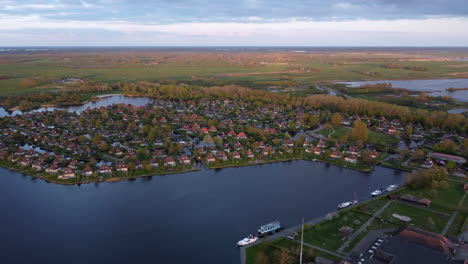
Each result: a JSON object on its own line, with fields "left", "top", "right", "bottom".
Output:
{"left": 300, "top": 217, "right": 304, "bottom": 264}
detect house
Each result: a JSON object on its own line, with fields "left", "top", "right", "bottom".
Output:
{"left": 150, "top": 158, "right": 159, "bottom": 168}
{"left": 201, "top": 127, "right": 209, "bottom": 134}
{"left": 68, "top": 160, "right": 78, "bottom": 169}
{"left": 116, "top": 162, "right": 128, "bottom": 172}
{"left": 400, "top": 194, "right": 431, "bottom": 208}
{"left": 217, "top": 151, "right": 228, "bottom": 161}
{"left": 317, "top": 139, "right": 325, "bottom": 148}
{"left": 306, "top": 146, "right": 321, "bottom": 155}
{"left": 178, "top": 155, "right": 191, "bottom": 165}
{"left": 246, "top": 150, "right": 255, "bottom": 159}
{"left": 330, "top": 150, "right": 342, "bottom": 159}
{"left": 82, "top": 165, "right": 93, "bottom": 176}
{"left": 208, "top": 126, "right": 217, "bottom": 132}
{"left": 98, "top": 164, "right": 112, "bottom": 174}
{"left": 370, "top": 149, "right": 378, "bottom": 159}
{"left": 347, "top": 146, "right": 360, "bottom": 155}
{"left": 32, "top": 160, "right": 45, "bottom": 171}
{"left": 236, "top": 132, "right": 247, "bottom": 139}
{"left": 263, "top": 146, "right": 274, "bottom": 156}
{"left": 164, "top": 156, "right": 176, "bottom": 166}
{"left": 206, "top": 153, "right": 216, "bottom": 163}
{"left": 345, "top": 154, "right": 357, "bottom": 164}
{"left": 19, "top": 157, "right": 32, "bottom": 167}
{"left": 232, "top": 152, "right": 241, "bottom": 159}
{"left": 46, "top": 164, "right": 60, "bottom": 174}
{"left": 59, "top": 168, "right": 76, "bottom": 179}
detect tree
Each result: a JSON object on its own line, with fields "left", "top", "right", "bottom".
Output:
{"left": 405, "top": 125, "right": 413, "bottom": 136}
{"left": 351, "top": 121, "right": 368, "bottom": 142}
{"left": 331, "top": 113, "right": 342, "bottom": 127}
{"left": 92, "top": 134, "right": 102, "bottom": 145}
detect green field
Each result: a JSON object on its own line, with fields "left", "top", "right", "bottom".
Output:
{"left": 316, "top": 127, "right": 400, "bottom": 145}
{"left": 1, "top": 50, "right": 468, "bottom": 96}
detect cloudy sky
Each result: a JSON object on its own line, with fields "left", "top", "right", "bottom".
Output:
{"left": 1, "top": 0, "right": 468, "bottom": 46}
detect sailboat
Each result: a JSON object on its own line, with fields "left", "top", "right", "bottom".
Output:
{"left": 351, "top": 192, "right": 358, "bottom": 205}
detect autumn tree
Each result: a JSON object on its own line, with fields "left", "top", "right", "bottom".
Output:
{"left": 351, "top": 121, "right": 368, "bottom": 142}
{"left": 331, "top": 113, "right": 342, "bottom": 127}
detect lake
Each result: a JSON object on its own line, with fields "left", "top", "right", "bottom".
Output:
{"left": 0, "top": 161, "right": 404, "bottom": 264}
{"left": 340, "top": 79, "right": 468, "bottom": 102}
{"left": 0, "top": 94, "right": 405, "bottom": 263}
{"left": 0, "top": 95, "right": 154, "bottom": 117}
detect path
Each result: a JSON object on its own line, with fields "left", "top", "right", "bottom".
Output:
{"left": 292, "top": 240, "right": 346, "bottom": 259}
{"left": 337, "top": 200, "right": 392, "bottom": 253}
{"left": 441, "top": 211, "right": 459, "bottom": 236}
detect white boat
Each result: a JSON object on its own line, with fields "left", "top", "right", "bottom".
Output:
{"left": 338, "top": 202, "right": 351, "bottom": 209}
{"left": 237, "top": 234, "right": 258, "bottom": 246}
{"left": 386, "top": 185, "right": 397, "bottom": 192}
{"left": 350, "top": 200, "right": 358, "bottom": 205}
{"left": 371, "top": 190, "right": 382, "bottom": 196}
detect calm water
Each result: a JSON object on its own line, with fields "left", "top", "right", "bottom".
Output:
{"left": 0, "top": 162, "right": 404, "bottom": 264}
{"left": 0, "top": 95, "right": 153, "bottom": 117}
{"left": 0, "top": 95, "right": 405, "bottom": 263}
{"left": 340, "top": 79, "right": 468, "bottom": 102}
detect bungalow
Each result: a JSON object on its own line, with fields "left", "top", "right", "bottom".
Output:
{"left": 150, "top": 158, "right": 159, "bottom": 168}
{"left": 370, "top": 149, "right": 378, "bottom": 159}
{"left": 59, "top": 168, "right": 76, "bottom": 179}
{"left": 178, "top": 155, "right": 191, "bottom": 165}
{"left": 232, "top": 152, "right": 241, "bottom": 159}
{"left": 429, "top": 152, "right": 466, "bottom": 164}
{"left": 208, "top": 126, "right": 217, "bottom": 132}
{"left": 307, "top": 146, "right": 321, "bottom": 155}
{"left": 347, "top": 146, "right": 360, "bottom": 155}
{"left": 236, "top": 132, "right": 247, "bottom": 139}
{"left": 302, "top": 138, "right": 310, "bottom": 147}
{"left": 234, "top": 142, "right": 243, "bottom": 150}
{"left": 400, "top": 194, "right": 431, "bottom": 208}
{"left": 330, "top": 150, "right": 342, "bottom": 159}
{"left": 317, "top": 139, "right": 325, "bottom": 148}
{"left": 20, "top": 157, "right": 32, "bottom": 167}
{"left": 206, "top": 153, "right": 216, "bottom": 163}
{"left": 32, "top": 160, "right": 45, "bottom": 171}
{"left": 68, "top": 160, "right": 78, "bottom": 169}
{"left": 263, "top": 146, "right": 275, "bottom": 156}
{"left": 345, "top": 154, "right": 357, "bottom": 164}
{"left": 116, "top": 162, "right": 128, "bottom": 172}
{"left": 388, "top": 126, "right": 397, "bottom": 134}
{"left": 228, "top": 130, "right": 236, "bottom": 137}
{"left": 246, "top": 150, "right": 255, "bottom": 159}
{"left": 217, "top": 151, "right": 229, "bottom": 161}
{"left": 82, "top": 165, "right": 93, "bottom": 176}
{"left": 98, "top": 164, "right": 112, "bottom": 174}
{"left": 164, "top": 156, "right": 176, "bottom": 166}
{"left": 46, "top": 164, "right": 60, "bottom": 174}
{"left": 201, "top": 127, "right": 209, "bottom": 134}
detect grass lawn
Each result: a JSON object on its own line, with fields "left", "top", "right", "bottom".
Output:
{"left": 302, "top": 210, "right": 371, "bottom": 252}
{"left": 380, "top": 202, "right": 450, "bottom": 233}
{"left": 245, "top": 237, "right": 340, "bottom": 264}
{"left": 357, "top": 198, "right": 391, "bottom": 215}
{"left": 317, "top": 127, "right": 399, "bottom": 145}
{"left": 446, "top": 214, "right": 467, "bottom": 237}
{"left": 405, "top": 181, "right": 467, "bottom": 212}
{"left": 343, "top": 218, "right": 400, "bottom": 253}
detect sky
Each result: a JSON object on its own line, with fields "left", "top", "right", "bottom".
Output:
{"left": 1, "top": 0, "right": 468, "bottom": 46}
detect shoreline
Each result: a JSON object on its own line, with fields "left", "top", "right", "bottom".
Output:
{"left": 0, "top": 158, "right": 377, "bottom": 186}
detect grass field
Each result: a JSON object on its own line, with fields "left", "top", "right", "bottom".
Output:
{"left": 1, "top": 50, "right": 468, "bottom": 96}
{"left": 380, "top": 202, "right": 450, "bottom": 233}
{"left": 316, "top": 127, "right": 399, "bottom": 145}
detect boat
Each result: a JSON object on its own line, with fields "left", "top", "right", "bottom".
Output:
{"left": 258, "top": 221, "right": 282, "bottom": 236}
{"left": 350, "top": 200, "right": 358, "bottom": 205}
{"left": 386, "top": 185, "right": 397, "bottom": 192}
{"left": 338, "top": 202, "right": 351, "bottom": 209}
{"left": 371, "top": 189, "right": 382, "bottom": 196}
{"left": 237, "top": 234, "right": 258, "bottom": 246}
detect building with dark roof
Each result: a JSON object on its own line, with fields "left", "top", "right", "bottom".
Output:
{"left": 347, "top": 227, "right": 466, "bottom": 264}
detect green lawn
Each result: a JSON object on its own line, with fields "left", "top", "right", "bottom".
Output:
{"left": 317, "top": 127, "right": 399, "bottom": 145}
{"left": 380, "top": 202, "right": 450, "bottom": 233}
{"left": 405, "top": 181, "right": 467, "bottom": 212}
{"left": 302, "top": 210, "right": 371, "bottom": 252}
{"left": 245, "top": 237, "right": 340, "bottom": 264}
{"left": 446, "top": 214, "right": 467, "bottom": 237}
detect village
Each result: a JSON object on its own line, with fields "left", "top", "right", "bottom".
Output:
{"left": 0, "top": 96, "right": 466, "bottom": 184}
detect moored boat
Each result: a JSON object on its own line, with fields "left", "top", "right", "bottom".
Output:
{"left": 338, "top": 201, "right": 351, "bottom": 209}
{"left": 258, "top": 221, "right": 282, "bottom": 236}
{"left": 371, "top": 189, "right": 382, "bottom": 196}
{"left": 386, "top": 185, "right": 397, "bottom": 192}
{"left": 237, "top": 234, "right": 258, "bottom": 246}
